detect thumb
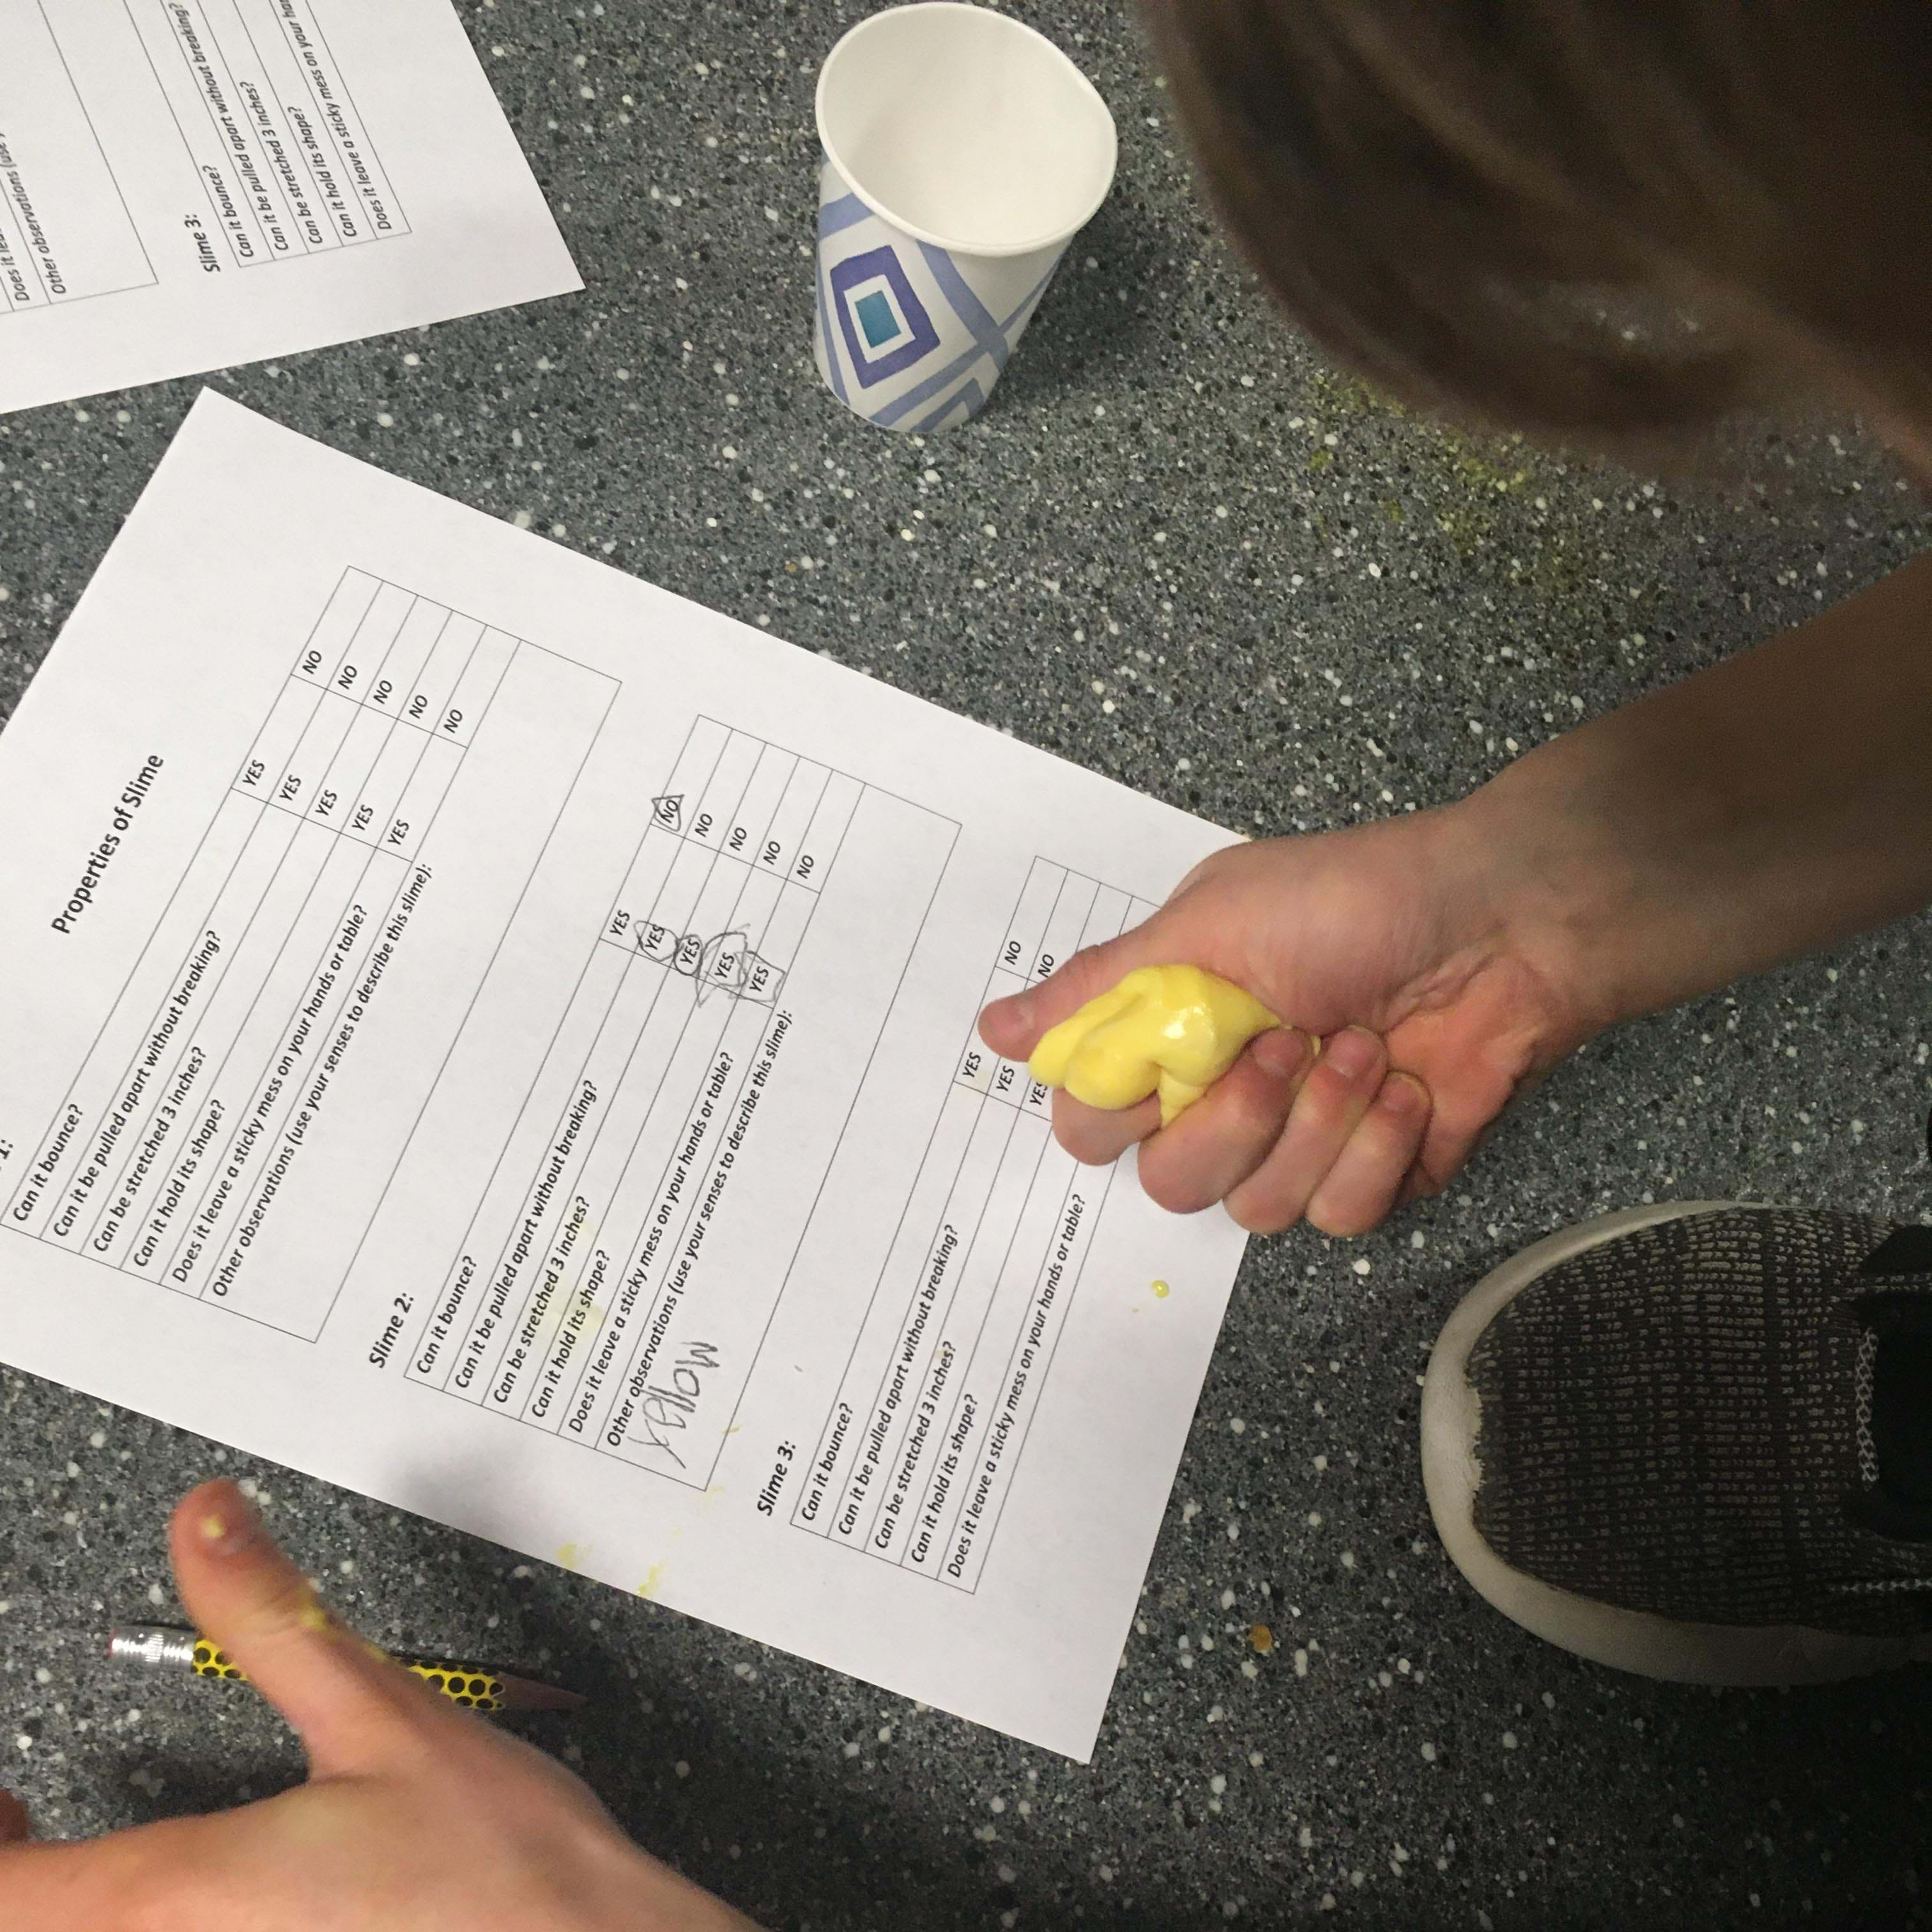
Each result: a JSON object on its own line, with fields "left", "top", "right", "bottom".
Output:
{"left": 169, "top": 1479, "right": 449, "bottom": 1776}
{"left": 979, "top": 898, "right": 1208, "bottom": 1062}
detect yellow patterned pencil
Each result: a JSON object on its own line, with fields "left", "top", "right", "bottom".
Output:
{"left": 107, "top": 1625, "right": 583, "bottom": 1712}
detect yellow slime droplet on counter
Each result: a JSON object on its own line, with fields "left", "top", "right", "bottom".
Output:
{"left": 1028, "top": 965, "right": 1282, "bottom": 1126}
{"left": 1152, "top": 1279, "right": 1170, "bottom": 1300}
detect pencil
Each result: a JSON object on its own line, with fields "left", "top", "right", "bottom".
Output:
{"left": 107, "top": 1625, "right": 584, "bottom": 1712}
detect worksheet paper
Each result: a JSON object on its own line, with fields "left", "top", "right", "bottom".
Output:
{"left": 0, "top": 393, "right": 1250, "bottom": 1758}
{"left": 0, "top": 0, "right": 578, "bottom": 413}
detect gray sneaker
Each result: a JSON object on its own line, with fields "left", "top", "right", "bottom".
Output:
{"left": 1422, "top": 1203, "right": 1932, "bottom": 1682}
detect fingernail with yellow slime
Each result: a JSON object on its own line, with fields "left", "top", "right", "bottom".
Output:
{"left": 1027, "top": 965, "right": 1282, "bottom": 1126}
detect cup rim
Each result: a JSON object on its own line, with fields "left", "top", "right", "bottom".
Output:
{"left": 815, "top": 1, "right": 1118, "bottom": 259}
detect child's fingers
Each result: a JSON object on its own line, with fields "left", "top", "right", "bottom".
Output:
{"left": 1414, "top": 1063, "right": 1529, "bottom": 1202}
{"left": 1397, "top": 1160, "right": 1446, "bottom": 1208}
{"left": 1052, "top": 1087, "right": 1160, "bottom": 1166}
{"left": 1305, "top": 1073, "right": 1433, "bottom": 1236}
{"left": 1223, "top": 1027, "right": 1389, "bottom": 1234}
{"left": 169, "top": 1481, "right": 457, "bottom": 1778}
{"left": 1137, "top": 1030, "right": 1316, "bottom": 1214}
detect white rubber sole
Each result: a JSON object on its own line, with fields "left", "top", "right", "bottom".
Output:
{"left": 1421, "top": 1202, "right": 1932, "bottom": 1685}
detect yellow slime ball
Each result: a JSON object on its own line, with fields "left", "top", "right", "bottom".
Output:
{"left": 1027, "top": 965, "right": 1282, "bottom": 1126}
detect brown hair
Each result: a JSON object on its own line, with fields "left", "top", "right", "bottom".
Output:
{"left": 1145, "top": 1, "right": 1932, "bottom": 449}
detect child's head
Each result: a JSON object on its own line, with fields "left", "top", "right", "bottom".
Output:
{"left": 1149, "top": 1, "right": 1932, "bottom": 455}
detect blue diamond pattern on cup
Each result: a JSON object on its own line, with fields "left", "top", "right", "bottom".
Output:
{"left": 854, "top": 289, "right": 900, "bottom": 349}
{"left": 828, "top": 244, "right": 940, "bottom": 388}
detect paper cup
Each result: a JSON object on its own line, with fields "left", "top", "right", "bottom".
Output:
{"left": 812, "top": 3, "right": 1117, "bottom": 431}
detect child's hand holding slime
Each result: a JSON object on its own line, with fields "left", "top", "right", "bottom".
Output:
{"left": 980, "top": 826, "right": 1584, "bottom": 1236}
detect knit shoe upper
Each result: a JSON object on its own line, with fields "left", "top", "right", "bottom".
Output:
{"left": 1467, "top": 1208, "right": 1932, "bottom": 1637}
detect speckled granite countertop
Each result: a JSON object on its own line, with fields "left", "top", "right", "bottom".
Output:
{"left": 2, "top": 3, "right": 1929, "bottom": 1926}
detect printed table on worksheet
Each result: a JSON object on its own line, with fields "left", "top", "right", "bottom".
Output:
{"left": 0, "top": 0, "right": 406, "bottom": 316}
{"left": 0, "top": 3, "right": 579, "bottom": 413}
{"left": 116, "top": 0, "right": 411, "bottom": 264}
{"left": 390, "top": 719, "right": 958, "bottom": 1491}
{"left": 0, "top": 1, "right": 153, "bottom": 311}
{"left": 5, "top": 567, "right": 617, "bottom": 1338}
{"left": 792, "top": 859, "right": 1161, "bottom": 1591}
